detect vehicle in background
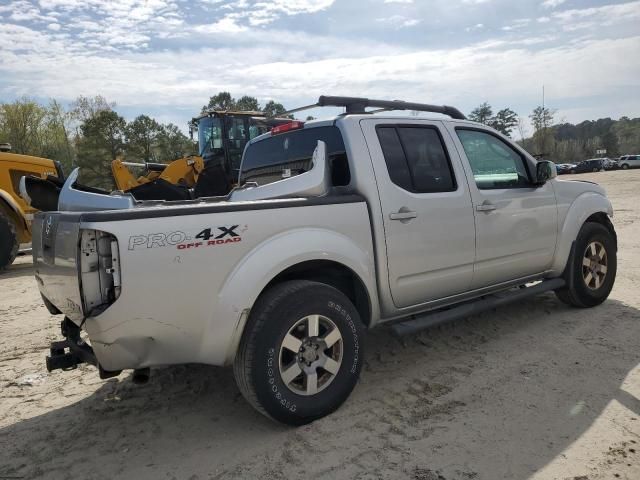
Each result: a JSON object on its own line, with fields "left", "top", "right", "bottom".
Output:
{"left": 570, "top": 159, "right": 606, "bottom": 174}
{"left": 602, "top": 158, "right": 618, "bottom": 170}
{"left": 618, "top": 155, "right": 640, "bottom": 170}
{"left": 556, "top": 163, "right": 576, "bottom": 175}
{"left": 0, "top": 143, "right": 65, "bottom": 271}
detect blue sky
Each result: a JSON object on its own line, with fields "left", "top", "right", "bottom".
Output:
{"left": 0, "top": 0, "right": 639, "bottom": 136}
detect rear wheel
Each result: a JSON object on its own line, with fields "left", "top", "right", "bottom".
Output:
{"left": 234, "top": 280, "right": 365, "bottom": 425}
{"left": 555, "top": 222, "right": 616, "bottom": 308}
{"left": 0, "top": 211, "right": 19, "bottom": 271}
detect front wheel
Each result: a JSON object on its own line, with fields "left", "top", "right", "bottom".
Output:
{"left": 234, "top": 280, "right": 365, "bottom": 425}
{"left": 0, "top": 211, "right": 19, "bottom": 272}
{"left": 556, "top": 222, "right": 617, "bottom": 308}
{"left": 622, "top": 164, "right": 629, "bottom": 170}
{"left": 570, "top": 169, "right": 576, "bottom": 174}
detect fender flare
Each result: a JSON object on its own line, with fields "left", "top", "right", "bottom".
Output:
{"left": 549, "top": 192, "right": 613, "bottom": 275}
{"left": 205, "top": 227, "right": 378, "bottom": 364}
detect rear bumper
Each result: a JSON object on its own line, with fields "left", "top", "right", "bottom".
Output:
{"left": 46, "top": 317, "right": 121, "bottom": 379}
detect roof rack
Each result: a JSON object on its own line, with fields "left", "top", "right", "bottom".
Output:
{"left": 278, "top": 95, "right": 466, "bottom": 120}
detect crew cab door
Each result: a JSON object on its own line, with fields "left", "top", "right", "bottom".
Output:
{"left": 447, "top": 126, "right": 558, "bottom": 289}
{"left": 361, "top": 119, "right": 476, "bottom": 308}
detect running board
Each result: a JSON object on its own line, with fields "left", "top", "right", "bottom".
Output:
{"left": 391, "top": 278, "right": 566, "bottom": 337}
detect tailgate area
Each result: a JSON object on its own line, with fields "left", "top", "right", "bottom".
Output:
{"left": 32, "top": 212, "right": 84, "bottom": 323}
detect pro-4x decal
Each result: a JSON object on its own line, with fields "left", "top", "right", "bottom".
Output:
{"left": 128, "top": 225, "right": 246, "bottom": 250}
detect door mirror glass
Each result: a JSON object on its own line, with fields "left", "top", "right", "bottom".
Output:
{"left": 535, "top": 160, "right": 557, "bottom": 185}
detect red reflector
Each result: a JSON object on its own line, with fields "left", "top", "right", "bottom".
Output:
{"left": 271, "top": 121, "right": 305, "bottom": 135}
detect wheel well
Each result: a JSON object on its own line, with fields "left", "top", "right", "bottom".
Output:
{"left": 264, "top": 260, "right": 372, "bottom": 327}
{"left": 585, "top": 212, "right": 617, "bottom": 248}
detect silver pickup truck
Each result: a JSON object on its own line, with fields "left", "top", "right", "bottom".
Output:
{"left": 31, "top": 96, "right": 617, "bottom": 425}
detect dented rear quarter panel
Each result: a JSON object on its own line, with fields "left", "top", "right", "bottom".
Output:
{"left": 78, "top": 199, "right": 376, "bottom": 371}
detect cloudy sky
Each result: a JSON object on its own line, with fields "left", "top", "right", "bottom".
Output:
{"left": 1, "top": 0, "right": 639, "bottom": 135}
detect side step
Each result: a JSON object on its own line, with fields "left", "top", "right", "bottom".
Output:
{"left": 391, "top": 278, "right": 565, "bottom": 337}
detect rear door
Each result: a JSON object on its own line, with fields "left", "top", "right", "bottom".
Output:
{"left": 361, "top": 119, "right": 476, "bottom": 308}
{"left": 449, "top": 126, "right": 558, "bottom": 289}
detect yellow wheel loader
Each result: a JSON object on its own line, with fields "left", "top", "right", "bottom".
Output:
{"left": 111, "top": 110, "right": 290, "bottom": 199}
{"left": 0, "top": 143, "right": 65, "bottom": 270}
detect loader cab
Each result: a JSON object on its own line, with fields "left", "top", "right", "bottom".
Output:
{"left": 193, "top": 111, "right": 291, "bottom": 185}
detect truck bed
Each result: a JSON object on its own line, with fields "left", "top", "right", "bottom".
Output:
{"left": 32, "top": 194, "right": 374, "bottom": 371}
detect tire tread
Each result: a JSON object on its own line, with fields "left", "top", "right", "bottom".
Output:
{"left": 0, "top": 210, "right": 19, "bottom": 272}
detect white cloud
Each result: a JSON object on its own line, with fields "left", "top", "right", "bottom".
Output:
{"left": 541, "top": 0, "right": 566, "bottom": 9}
{"left": 376, "top": 14, "right": 422, "bottom": 28}
{"left": 553, "top": 1, "right": 640, "bottom": 30}
{"left": 0, "top": 0, "right": 638, "bottom": 129}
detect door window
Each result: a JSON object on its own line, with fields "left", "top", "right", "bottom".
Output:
{"left": 376, "top": 125, "right": 456, "bottom": 193}
{"left": 456, "top": 129, "right": 531, "bottom": 189}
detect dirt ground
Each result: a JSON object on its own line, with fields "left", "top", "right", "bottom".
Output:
{"left": 1, "top": 170, "right": 640, "bottom": 480}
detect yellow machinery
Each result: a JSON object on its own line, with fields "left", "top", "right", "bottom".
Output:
{"left": 0, "top": 144, "right": 64, "bottom": 270}
{"left": 111, "top": 110, "right": 290, "bottom": 194}
{"left": 111, "top": 155, "right": 204, "bottom": 191}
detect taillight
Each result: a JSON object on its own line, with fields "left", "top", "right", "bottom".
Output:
{"left": 271, "top": 121, "right": 305, "bottom": 135}
{"left": 79, "top": 229, "right": 121, "bottom": 315}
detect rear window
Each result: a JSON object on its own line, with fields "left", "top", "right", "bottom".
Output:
{"left": 239, "top": 126, "right": 350, "bottom": 187}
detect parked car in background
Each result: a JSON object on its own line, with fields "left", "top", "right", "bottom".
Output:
{"left": 618, "top": 155, "right": 640, "bottom": 169}
{"left": 556, "top": 163, "right": 577, "bottom": 175}
{"left": 571, "top": 159, "right": 606, "bottom": 174}
{"left": 602, "top": 158, "right": 618, "bottom": 170}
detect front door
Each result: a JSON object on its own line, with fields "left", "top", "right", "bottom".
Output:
{"left": 450, "top": 127, "right": 558, "bottom": 289}
{"left": 361, "top": 119, "right": 476, "bottom": 308}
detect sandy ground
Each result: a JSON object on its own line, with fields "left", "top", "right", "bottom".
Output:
{"left": 1, "top": 170, "right": 640, "bottom": 480}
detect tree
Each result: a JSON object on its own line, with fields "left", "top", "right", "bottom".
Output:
{"left": 203, "top": 92, "right": 235, "bottom": 112}
{"left": 468, "top": 102, "right": 493, "bottom": 125}
{"left": 126, "top": 114, "right": 162, "bottom": 162}
{"left": 601, "top": 130, "right": 619, "bottom": 157}
{"left": 489, "top": 108, "right": 518, "bottom": 137}
{"left": 156, "top": 123, "right": 195, "bottom": 162}
{"left": 263, "top": 100, "right": 292, "bottom": 118}
{"left": 235, "top": 96, "right": 260, "bottom": 111}
{"left": 530, "top": 106, "right": 555, "bottom": 155}
{"left": 0, "top": 97, "right": 48, "bottom": 154}
{"left": 69, "top": 95, "right": 114, "bottom": 124}
{"left": 75, "top": 110, "right": 126, "bottom": 189}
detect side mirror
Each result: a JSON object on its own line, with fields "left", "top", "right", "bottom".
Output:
{"left": 535, "top": 160, "right": 557, "bottom": 185}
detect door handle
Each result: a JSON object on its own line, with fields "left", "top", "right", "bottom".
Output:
{"left": 476, "top": 202, "right": 497, "bottom": 212}
{"left": 389, "top": 210, "right": 417, "bottom": 221}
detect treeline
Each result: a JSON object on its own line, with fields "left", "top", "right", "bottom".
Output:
{"left": 3, "top": 93, "right": 639, "bottom": 190}
{"left": 0, "top": 96, "right": 194, "bottom": 188}
{"left": 468, "top": 102, "right": 640, "bottom": 163}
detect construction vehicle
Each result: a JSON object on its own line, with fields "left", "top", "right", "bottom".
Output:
{"left": 111, "top": 110, "right": 290, "bottom": 199}
{"left": 0, "top": 143, "right": 65, "bottom": 270}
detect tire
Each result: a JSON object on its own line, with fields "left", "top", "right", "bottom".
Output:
{"left": 234, "top": 280, "right": 365, "bottom": 425}
{"left": 570, "top": 169, "right": 576, "bottom": 174}
{"left": 555, "top": 222, "right": 617, "bottom": 308}
{"left": 622, "top": 164, "right": 629, "bottom": 170}
{"left": 0, "top": 211, "right": 19, "bottom": 271}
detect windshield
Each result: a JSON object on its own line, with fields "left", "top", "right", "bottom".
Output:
{"left": 197, "top": 116, "right": 223, "bottom": 156}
